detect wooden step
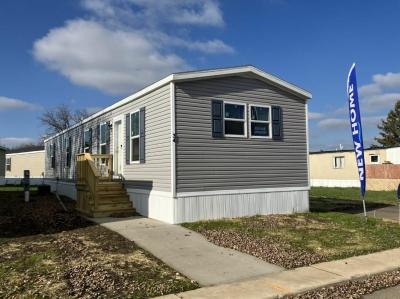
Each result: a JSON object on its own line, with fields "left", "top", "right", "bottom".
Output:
{"left": 91, "top": 208, "right": 136, "bottom": 218}
{"left": 95, "top": 202, "right": 134, "bottom": 211}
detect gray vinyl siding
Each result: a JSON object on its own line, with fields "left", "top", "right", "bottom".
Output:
{"left": 175, "top": 76, "right": 308, "bottom": 193}
{"left": 44, "top": 84, "right": 171, "bottom": 192}
{"left": 0, "top": 149, "right": 5, "bottom": 177}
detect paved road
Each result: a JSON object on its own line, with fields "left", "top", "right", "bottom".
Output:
{"left": 92, "top": 216, "right": 283, "bottom": 286}
{"left": 363, "top": 285, "right": 400, "bottom": 299}
{"left": 366, "top": 205, "right": 400, "bottom": 223}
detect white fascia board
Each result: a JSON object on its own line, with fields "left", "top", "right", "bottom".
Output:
{"left": 6, "top": 150, "right": 45, "bottom": 156}
{"left": 172, "top": 66, "right": 312, "bottom": 100}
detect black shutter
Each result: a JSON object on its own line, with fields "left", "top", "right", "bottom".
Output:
{"left": 89, "top": 128, "right": 93, "bottom": 153}
{"left": 272, "top": 106, "right": 283, "bottom": 140}
{"left": 106, "top": 122, "right": 111, "bottom": 154}
{"left": 212, "top": 100, "right": 223, "bottom": 137}
{"left": 125, "top": 113, "right": 130, "bottom": 165}
{"left": 139, "top": 108, "right": 145, "bottom": 163}
{"left": 51, "top": 143, "right": 56, "bottom": 169}
{"left": 96, "top": 124, "right": 100, "bottom": 154}
{"left": 67, "top": 137, "right": 72, "bottom": 167}
{"left": 82, "top": 129, "right": 85, "bottom": 153}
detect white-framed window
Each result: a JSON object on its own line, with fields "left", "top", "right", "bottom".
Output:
{"left": 6, "top": 157, "right": 11, "bottom": 172}
{"left": 370, "top": 154, "right": 380, "bottom": 164}
{"left": 224, "top": 101, "right": 246, "bottom": 137}
{"left": 99, "top": 122, "right": 108, "bottom": 154}
{"left": 84, "top": 129, "right": 92, "bottom": 153}
{"left": 333, "top": 156, "right": 345, "bottom": 169}
{"left": 130, "top": 110, "right": 140, "bottom": 163}
{"left": 249, "top": 104, "right": 271, "bottom": 138}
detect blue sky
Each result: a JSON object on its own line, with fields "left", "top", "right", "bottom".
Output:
{"left": 1, "top": 0, "right": 400, "bottom": 150}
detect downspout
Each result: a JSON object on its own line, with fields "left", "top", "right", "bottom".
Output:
{"left": 170, "top": 82, "right": 176, "bottom": 199}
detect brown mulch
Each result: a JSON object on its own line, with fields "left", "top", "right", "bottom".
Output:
{"left": 285, "top": 269, "right": 400, "bottom": 299}
{"left": 0, "top": 190, "right": 198, "bottom": 298}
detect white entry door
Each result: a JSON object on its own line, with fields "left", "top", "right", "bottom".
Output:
{"left": 113, "top": 120, "right": 123, "bottom": 176}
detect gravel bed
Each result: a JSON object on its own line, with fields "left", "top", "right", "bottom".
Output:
{"left": 286, "top": 269, "right": 400, "bottom": 299}
{"left": 200, "top": 229, "right": 324, "bottom": 269}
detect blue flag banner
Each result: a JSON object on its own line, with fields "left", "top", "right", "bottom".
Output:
{"left": 347, "top": 63, "right": 366, "bottom": 197}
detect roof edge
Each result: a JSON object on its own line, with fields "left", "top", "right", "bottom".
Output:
{"left": 45, "top": 66, "right": 311, "bottom": 142}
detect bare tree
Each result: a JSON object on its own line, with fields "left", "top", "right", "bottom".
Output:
{"left": 40, "top": 104, "right": 90, "bottom": 137}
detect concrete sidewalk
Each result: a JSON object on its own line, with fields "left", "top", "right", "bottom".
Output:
{"left": 92, "top": 216, "right": 282, "bottom": 286}
{"left": 157, "top": 248, "right": 400, "bottom": 299}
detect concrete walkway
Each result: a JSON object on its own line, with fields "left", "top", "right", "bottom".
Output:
{"left": 92, "top": 216, "right": 283, "bottom": 286}
{"left": 156, "top": 248, "right": 400, "bottom": 299}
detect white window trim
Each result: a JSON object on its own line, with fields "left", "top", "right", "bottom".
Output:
{"left": 333, "top": 156, "right": 345, "bottom": 169}
{"left": 6, "top": 157, "right": 11, "bottom": 172}
{"left": 130, "top": 109, "right": 140, "bottom": 164}
{"left": 249, "top": 104, "right": 272, "bottom": 139}
{"left": 99, "top": 122, "right": 107, "bottom": 154}
{"left": 370, "top": 154, "right": 380, "bottom": 164}
{"left": 223, "top": 101, "right": 247, "bottom": 138}
{"left": 84, "top": 129, "right": 91, "bottom": 153}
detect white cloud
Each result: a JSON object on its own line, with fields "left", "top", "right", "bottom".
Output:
{"left": 317, "top": 116, "right": 383, "bottom": 130}
{"left": 373, "top": 72, "right": 400, "bottom": 88}
{"left": 0, "top": 96, "right": 38, "bottom": 111}
{"left": 358, "top": 71, "right": 400, "bottom": 112}
{"left": 34, "top": 0, "right": 232, "bottom": 94}
{"left": 308, "top": 112, "right": 324, "bottom": 120}
{"left": 0, "top": 137, "right": 36, "bottom": 148}
{"left": 317, "top": 118, "right": 347, "bottom": 129}
{"left": 363, "top": 93, "right": 400, "bottom": 112}
{"left": 358, "top": 83, "right": 381, "bottom": 97}
{"left": 33, "top": 20, "right": 188, "bottom": 94}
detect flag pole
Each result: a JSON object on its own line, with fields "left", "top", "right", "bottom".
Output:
{"left": 361, "top": 194, "right": 367, "bottom": 221}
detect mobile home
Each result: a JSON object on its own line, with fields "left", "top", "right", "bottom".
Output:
{"left": 44, "top": 66, "right": 312, "bottom": 223}
{"left": 4, "top": 146, "right": 45, "bottom": 185}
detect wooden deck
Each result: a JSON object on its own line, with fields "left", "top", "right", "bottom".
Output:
{"left": 76, "top": 153, "right": 135, "bottom": 217}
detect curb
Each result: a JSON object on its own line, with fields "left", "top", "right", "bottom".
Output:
{"left": 155, "top": 248, "right": 400, "bottom": 299}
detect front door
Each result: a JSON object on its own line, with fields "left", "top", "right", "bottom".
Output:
{"left": 113, "top": 120, "right": 123, "bottom": 176}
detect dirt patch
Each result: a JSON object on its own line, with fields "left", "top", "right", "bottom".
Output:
{"left": 0, "top": 191, "right": 198, "bottom": 298}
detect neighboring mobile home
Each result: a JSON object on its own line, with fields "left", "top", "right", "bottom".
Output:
{"left": 310, "top": 147, "right": 400, "bottom": 190}
{"left": 4, "top": 146, "right": 45, "bottom": 185}
{"left": 44, "top": 66, "right": 312, "bottom": 223}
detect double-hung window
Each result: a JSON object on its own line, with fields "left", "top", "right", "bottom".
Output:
{"left": 224, "top": 102, "right": 246, "bottom": 137}
{"left": 84, "top": 129, "right": 92, "bottom": 153}
{"left": 130, "top": 110, "right": 140, "bottom": 162}
{"left": 99, "top": 123, "right": 107, "bottom": 154}
{"left": 250, "top": 105, "right": 271, "bottom": 138}
{"left": 333, "top": 156, "right": 345, "bottom": 169}
{"left": 6, "top": 158, "right": 11, "bottom": 172}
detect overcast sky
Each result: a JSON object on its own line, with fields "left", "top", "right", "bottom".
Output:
{"left": 1, "top": 0, "right": 400, "bottom": 149}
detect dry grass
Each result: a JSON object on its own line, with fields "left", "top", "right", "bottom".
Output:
{"left": 0, "top": 190, "right": 198, "bottom": 298}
